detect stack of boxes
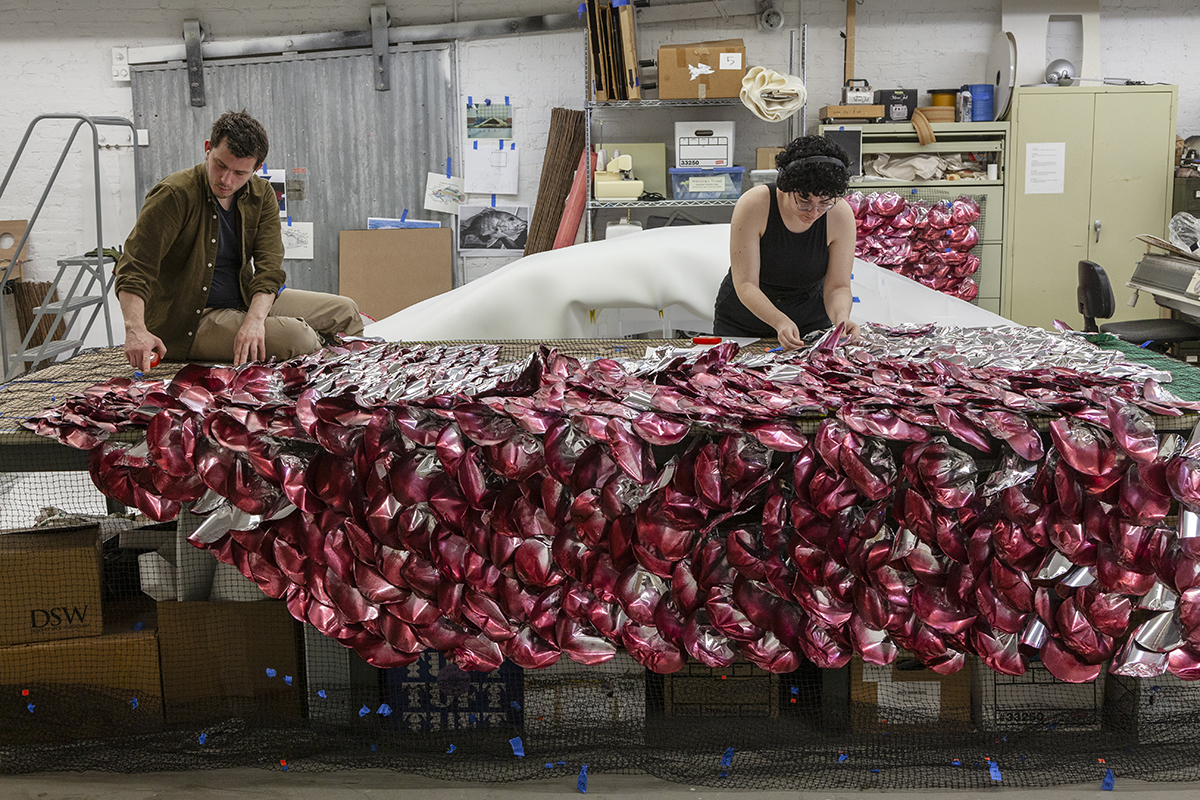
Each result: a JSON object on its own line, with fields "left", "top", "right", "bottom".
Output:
{"left": 0, "top": 524, "right": 162, "bottom": 743}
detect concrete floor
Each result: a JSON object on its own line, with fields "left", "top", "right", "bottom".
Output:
{"left": 0, "top": 771, "right": 1199, "bottom": 800}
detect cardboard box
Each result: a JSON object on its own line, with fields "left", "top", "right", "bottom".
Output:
{"left": 674, "top": 121, "right": 736, "bottom": 168}
{"left": 756, "top": 147, "right": 784, "bottom": 171}
{"left": 157, "top": 600, "right": 301, "bottom": 724}
{"left": 875, "top": 88, "right": 917, "bottom": 121}
{"left": 851, "top": 655, "right": 971, "bottom": 731}
{"left": 338, "top": 228, "right": 453, "bottom": 322}
{"left": 0, "top": 219, "right": 28, "bottom": 281}
{"left": 524, "top": 651, "right": 645, "bottom": 736}
{"left": 972, "top": 657, "right": 1104, "bottom": 731}
{"left": 663, "top": 660, "right": 779, "bottom": 717}
{"left": 657, "top": 39, "right": 746, "bottom": 100}
{"left": 0, "top": 524, "right": 102, "bottom": 647}
{"left": 384, "top": 650, "right": 523, "bottom": 732}
{"left": 0, "top": 600, "right": 162, "bottom": 744}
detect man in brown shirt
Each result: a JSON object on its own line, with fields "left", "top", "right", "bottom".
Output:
{"left": 115, "top": 111, "right": 363, "bottom": 370}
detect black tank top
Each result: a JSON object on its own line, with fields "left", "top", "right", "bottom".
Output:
{"left": 712, "top": 184, "right": 832, "bottom": 338}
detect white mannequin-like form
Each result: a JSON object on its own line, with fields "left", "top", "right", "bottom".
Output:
{"left": 365, "top": 224, "right": 1008, "bottom": 341}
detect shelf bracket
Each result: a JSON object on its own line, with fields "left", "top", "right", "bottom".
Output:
{"left": 184, "top": 19, "right": 206, "bottom": 108}
{"left": 371, "top": 5, "right": 391, "bottom": 92}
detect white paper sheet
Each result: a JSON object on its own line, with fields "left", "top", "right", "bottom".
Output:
{"left": 1025, "top": 142, "right": 1065, "bottom": 195}
{"left": 281, "top": 221, "right": 314, "bottom": 259}
{"left": 464, "top": 139, "right": 519, "bottom": 195}
{"left": 424, "top": 172, "right": 467, "bottom": 214}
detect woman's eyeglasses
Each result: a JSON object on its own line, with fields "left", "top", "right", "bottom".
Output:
{"left": 793, "top": 196, "right": 839, "bottom": 213}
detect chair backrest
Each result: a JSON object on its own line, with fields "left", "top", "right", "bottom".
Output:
{"left": 1077, "top": 259, "right": 1115, "bottom": 332}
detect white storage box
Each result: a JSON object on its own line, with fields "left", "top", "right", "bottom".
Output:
{"left": 674, "top": 121, "right": 735, "bottom": 168}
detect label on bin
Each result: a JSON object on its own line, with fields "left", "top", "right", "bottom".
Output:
{"left": 688, "top": 175, "right": 726, "bottom": 192}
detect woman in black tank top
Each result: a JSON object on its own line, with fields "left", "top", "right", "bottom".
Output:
{"left": 713, "top": 135, "right": 860, "bottom": 349}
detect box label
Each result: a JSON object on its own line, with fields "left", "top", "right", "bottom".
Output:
{"left": 687, "top": 175, "right": 727, "bottom": 192}
{"left": 719, "top": 52, "right": 743, "bottom": 70}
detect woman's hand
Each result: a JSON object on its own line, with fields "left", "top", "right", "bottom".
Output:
{"left": 775, "top": 319, "right": 805, "bottom": 350}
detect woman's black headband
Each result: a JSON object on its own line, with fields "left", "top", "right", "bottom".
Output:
{"left": 791, "top": 155, "right": 846, "bottom": 169}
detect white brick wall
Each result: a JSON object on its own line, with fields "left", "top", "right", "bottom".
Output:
{"left": 1, "top": 0, "right": 1196, "bottom": 290}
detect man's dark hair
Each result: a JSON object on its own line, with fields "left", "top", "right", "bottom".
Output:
{"left": 210, "top": 110, "right": 270, "bottom": 168}
{"left": 775, "top": 135, "right": 850, "bottom": 198}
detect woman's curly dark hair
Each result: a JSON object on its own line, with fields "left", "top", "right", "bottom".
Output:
{"left": 775, "top": 135, "right": 850, "bottom": 198}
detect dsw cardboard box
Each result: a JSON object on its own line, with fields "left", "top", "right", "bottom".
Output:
{"left": 0, "top": 524, "right": 102, "bottom": 647}
{"left": 657, "top": 39, "right": 747, "bottom": 100}
{"left": 0, "top": 601, "right": 162, "bottom": 745}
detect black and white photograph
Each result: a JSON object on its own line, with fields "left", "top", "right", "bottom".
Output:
{"left": 457, "top": 204, "right": 529, "bottom": 254}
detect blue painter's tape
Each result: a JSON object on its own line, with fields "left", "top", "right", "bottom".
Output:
{"left": 613, "top": 0, "right": 630, "bottom": 5}
{"left": 837, "top": 753, "right": 848, "bottom": 763}
{"left": 447, "top": 157, "right": 452, "bottom": 178}
{"left": 262, "top": 162, "right": 268, "bottom": 174}
{"left": 130, "top": 698, "right": 139, "bottom": 709}
{"left": 287, "top": 216, "right": 292, "bottom": 226}
{"left": 378, "top": 703, "right": 392, "bottom": 716}
{"left": 989, "top": 761, "right": 1002, "bottom": 781}
{"left": 578, "top": 3, "right": 585, "bottom": 18}
{"left": 199, "top": 733, "right": 207, "bottom": 744}
{"left": 577, "top": 764, "right": 588, "bottom": 793}
{"left": 446, "top": 744, "right": 456, "bottom": 754}
{"left": 720, "top": 747, "right": 734, "bottom": 768}
{"left": 266, "top": 668, "right": 277, "bottom": 678}
{"left": 277, "top": 284, "right": 286, "bottom": 295}
{"left": 467, "top": 96, "right": 472, "bottom": 106}
{"left": 473, "top": 140, "right": 478, "bottom": 149}
{"left": 359, "top": 704, "right": 371, "bottom": 717}
{"left": 1102, "top": 769, "right": 1114, "bottom": 791}
{"left": 510, "top": 142, "right": 516, "bottom": 150}
{"left": 318, "top": 690, "right": 326, "bottom": 699}
{"left": 491, "top": 194, "right": 496, "bottom": 207}
{"left": 485, "top": 98, "right": 491, "bottom": 105}
{"left": 852, "top": 296, "right": 860, "bottom": 302}
{"left": 284, "top": 675, "right": 292, "bottom": 685}
{"left": 401, "top": 209, "right": 408, "bottom": 222}
{"left": 509, "top": 736, "right": 525, "bottom": 757}
{"left": 505, "top": 96, "right": 509, "bottom": 105}
{"left": 499, "top": 139, "right": 504, "bottom": 149}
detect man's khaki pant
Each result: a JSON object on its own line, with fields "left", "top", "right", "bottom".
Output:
{"left": 189, "top": 288, "right": 364, "bottom": 363}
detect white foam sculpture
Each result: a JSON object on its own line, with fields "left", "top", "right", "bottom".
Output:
{"left": 365, "top": 224, "right": 1009, "bottom": 341}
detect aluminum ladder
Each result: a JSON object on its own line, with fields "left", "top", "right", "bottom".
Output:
{"left": 0, "top": 114, "right": 142, "bottom": 382}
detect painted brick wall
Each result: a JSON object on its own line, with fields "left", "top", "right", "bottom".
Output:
{"left": 0, "top": 0, "right": 1196, "bottom": 292}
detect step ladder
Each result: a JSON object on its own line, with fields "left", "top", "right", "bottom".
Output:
{"left": 0, "top": 114, "right": 142, "bottom": 382}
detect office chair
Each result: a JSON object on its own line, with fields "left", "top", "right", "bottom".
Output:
{"left": 1077, "top": 260, "right": 1200, "bottom": 352}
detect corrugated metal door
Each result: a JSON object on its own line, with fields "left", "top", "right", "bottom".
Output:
{"left": 130, "top": 43, "right": 458, "bottom": 294}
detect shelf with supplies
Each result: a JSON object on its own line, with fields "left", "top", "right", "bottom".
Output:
{"left": 585, "top": 98, "right": 769, "bottom": 241}
{"left": 818, "top": 121, "right": 1011, "bottom": 317}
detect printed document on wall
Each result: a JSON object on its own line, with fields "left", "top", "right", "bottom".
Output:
{"left": 464, "top": 140, "right": 519, "bottom": 195}
{"left": 281, "top": 221, "right": 314, "bottom": 259}
{"left": 1024, "top": 143, "right": 1065, "bottom": 194}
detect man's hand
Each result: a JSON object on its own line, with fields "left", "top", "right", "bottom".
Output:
{"left": 124, "top": 327, "right": 166, "bottom": 372}
{"left": 233, "top": 316, "right": 266, "bottom": 366}
{"left": 838, "top": 320, "right": 862, "bottom": 343}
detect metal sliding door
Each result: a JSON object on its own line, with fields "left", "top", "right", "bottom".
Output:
{"left": 130, "top": 43, "right": 457, "bottom": 294}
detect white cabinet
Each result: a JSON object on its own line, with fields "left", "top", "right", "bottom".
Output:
{"left": 1004, "top": 85, "right": 1178, "bottom": 328}
{"left": 819, "top": 121, "right": 1010, "bottom": 315}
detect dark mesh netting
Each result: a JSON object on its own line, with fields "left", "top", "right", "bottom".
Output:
{"left": 3, "top": 341, "right": 1200, "bottom": 790}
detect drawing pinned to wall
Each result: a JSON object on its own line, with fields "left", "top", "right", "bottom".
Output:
{"left": 465, "top": 97, "right": 514, "bottom": 139}
{"left": 281, "top": 221, "right": 313, "bottom": 259}
{"left": 261, "top": 168, "right": 288, "bottom": 217}
{"left": 424, "top": 172, "right": 467, "bottom": 214}
{"left": 458, "top": 204, "right": 529, "bottom": 255}
{"left": 464, "top": 140, "right": 519, "bottom": 195}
